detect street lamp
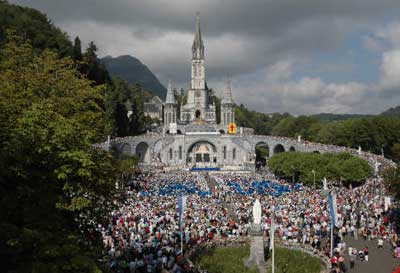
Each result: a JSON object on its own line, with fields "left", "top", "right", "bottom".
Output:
{"left": 291, "top": 165, "right": 295, "bottom": 184}
{"left": 312, "top": 169, "right": 316, "bottom": 189}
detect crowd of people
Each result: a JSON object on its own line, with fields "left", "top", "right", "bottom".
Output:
{"left": 98, "top": 169, "right": 398, "bottom": 273}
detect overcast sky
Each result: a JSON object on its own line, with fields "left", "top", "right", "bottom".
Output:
{"left": 12, "top": 0, "right": 400, "bottom": 115}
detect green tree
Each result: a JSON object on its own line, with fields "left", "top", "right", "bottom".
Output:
{"left": 81, "top": 41, "right": 111, "bottom": 85}
{"left": 128, "top": 83, "right": 145, "bottom": 135}
{"left": 382, "top": 164, "right": 400, "bottom": 199}
{"left": 391, "top": 144, "right": 400, "bottom": 163}
{"left": 268, "top": 152, "right": 372, "bottom": 186}
{"left": 0, "top": 34, "right": 116, "bottom": 273}
{"left": 73, "top": 36, "right": 83, "bottom": 61}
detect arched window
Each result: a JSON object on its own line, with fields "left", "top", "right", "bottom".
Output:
{"left": 169, "top": 148, "right": 173, "bottom": 160}
{"left": 179, "top": 146, "right": 182, "bottom": 160}
{"left": 233, "top": 148, "right": 236, "bottom": 160}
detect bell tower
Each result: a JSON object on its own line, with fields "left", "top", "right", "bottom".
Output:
{"left": 191, "top": 12, "right": 206, "bottom": 91}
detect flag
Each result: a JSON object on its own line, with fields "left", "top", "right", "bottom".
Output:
{"left": 178, "top": 194, "right": 187, "bottom": 227}
{"left": 329, "top": 193, "right": 338, "bottom": 227}
{"left": 269, "top": 208, "right": 275, "bottom": 251}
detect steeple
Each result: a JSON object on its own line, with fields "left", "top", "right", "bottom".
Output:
{"left": 192, "top": 12, "right": 204, "bottom": 60}
{"left": 222, "top": 76, "right": 234, "bottom": 104}
{"left": 165, "top": 80, "right": 176, "bottom": 104}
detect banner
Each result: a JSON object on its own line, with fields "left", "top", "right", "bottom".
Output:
{"left": 329, "top": 193, "right": 338, "bottom": 227}
{"left": 178, "top": 194, "right": 187, "bottom": 227}
{"left": 228, "top": 122, "right": 237, "bottom": 134}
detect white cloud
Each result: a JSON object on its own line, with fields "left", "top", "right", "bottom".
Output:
{"left": 234, "top": 60, "right": 372, "bottom": 115}
{"left": 380, "top": 50, "right": 400, "bottom": 88}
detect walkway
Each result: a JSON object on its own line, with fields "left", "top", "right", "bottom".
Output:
{"left": 344, "top": 237, "right": 399, "bottom": 273}
{"left": 204, "top": 173, "right": 239, "bottom": 222}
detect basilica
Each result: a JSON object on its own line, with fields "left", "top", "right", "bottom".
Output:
{"left": 163, "top": 13, "right": 235, "bottom": 131}
{"left": 106, "top": 14, "right": 320, "bottom": 170}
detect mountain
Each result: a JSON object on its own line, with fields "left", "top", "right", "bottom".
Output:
{"left": 101, "top": 55, "right": 166, "bottom": 99}
{"left": 381, "top": 105, "right": 400, "bottom": 116}
{"left": 311, "top": 113, "right": 371, "bottom": 122}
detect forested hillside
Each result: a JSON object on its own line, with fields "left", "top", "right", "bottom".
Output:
{"left": 235, "top": 105, "right": 400, "bottom": 162}
{"left": 102, "top": 55, "right": 167, "bottom": 99}
{"left": 381, "top": 105, "right": 400, "bottom": 116}
{"left": 0, "top": 0, "right": 73, "bottom": 56}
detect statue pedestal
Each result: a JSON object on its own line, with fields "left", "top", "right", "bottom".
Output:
{"left": 245, "top": 224, "right": 266, "bottom": 273}
{"left": 248, "top": 223, "right": 263, "bottom": 236}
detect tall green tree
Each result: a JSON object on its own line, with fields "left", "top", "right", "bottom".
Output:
{"left": 73, "top": 36, "right": 83, "bottom": 62}
{"left": 81, "top": 41, "right": 111, "bottom": 86}
{"left": 0, "top": 34, "right": 116, "bottom": 273}
{"left": 383, "top": 164, "right": 400, "bottom": 199}
{"left": 128, "top": 83, "right": 145, "bottom": 135}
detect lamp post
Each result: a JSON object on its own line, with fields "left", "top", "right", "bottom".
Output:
{"left": 291, "top": 165, "right": 295, "bottom": 184}
{"left": 312, "top": 169, "right": 316, "bottom": 190}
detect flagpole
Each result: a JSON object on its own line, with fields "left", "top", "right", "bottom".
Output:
{"left": 272, "top": 243, "right": 275, "bottom": 273}
{"left": 181, "top": 229, "right": 183, "bottom": 256}
{"left": 270, "top": 207, "right": 275, "bottom": 273}
{"left": 330, "top": 221, "right": 333, "bottom": 257}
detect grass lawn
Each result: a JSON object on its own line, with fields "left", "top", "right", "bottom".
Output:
{"left": 195, "top": 245, "right": 323, "bottom": 273}
{"left": 268, "top": 247, "right": 323, "bottom": 273}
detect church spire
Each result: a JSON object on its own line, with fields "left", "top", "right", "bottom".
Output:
{"left": 165, "top": 80, "right": 176, "bottom": 104}
{"left": 192, "top": 12, "right": 204, "bottom": 60}
{"left": 222, "top": 76, "right": 234, "bottom": 104}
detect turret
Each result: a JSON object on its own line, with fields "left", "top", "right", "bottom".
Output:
{"left": 221, "top": 77, "right": 235, "bottom": 126}
{"left": 164, "top": 80, "right": 178, "bottom": 126}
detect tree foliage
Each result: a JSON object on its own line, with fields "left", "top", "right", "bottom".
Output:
{"left": 382, "top": 164, "right": 400, "bottom": 199}
{"left": 236, "top": 102, "right": 400, "bottom": 162}
{"left": 0, "top": 1, "right": 73, "bottom": 56}
{"left": 0, "top": 34, "right": 117, "bottom": 273}
{"left": 268, "top": 152, "right": 372, "bottom": 186}
{"left": 235, "top": 104, "right": 290, "bottom": 135}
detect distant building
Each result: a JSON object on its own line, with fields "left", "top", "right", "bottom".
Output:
{"left": 144, "top": 96, "right": 163, "bottom": 121}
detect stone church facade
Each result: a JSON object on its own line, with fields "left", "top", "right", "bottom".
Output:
{"left": 163, "top": 13, "right": 234, "bottom": 129}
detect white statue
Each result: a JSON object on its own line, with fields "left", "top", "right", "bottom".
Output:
{"left": 374, "top": 160, "right": 380, "bottom": 175}
{"left": 252, "top": 199, "right": 262, "bottom": 225}
{"left": 323, "top": 177, "right": 328, "bottom": 191}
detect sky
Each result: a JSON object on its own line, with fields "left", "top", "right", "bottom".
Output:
{"left": 11, "top": 0, "right": 400, "bottom": 115}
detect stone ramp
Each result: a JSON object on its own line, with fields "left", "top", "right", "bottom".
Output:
{"left": 344, "top": 237, "right": 399, "bottom": 273}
